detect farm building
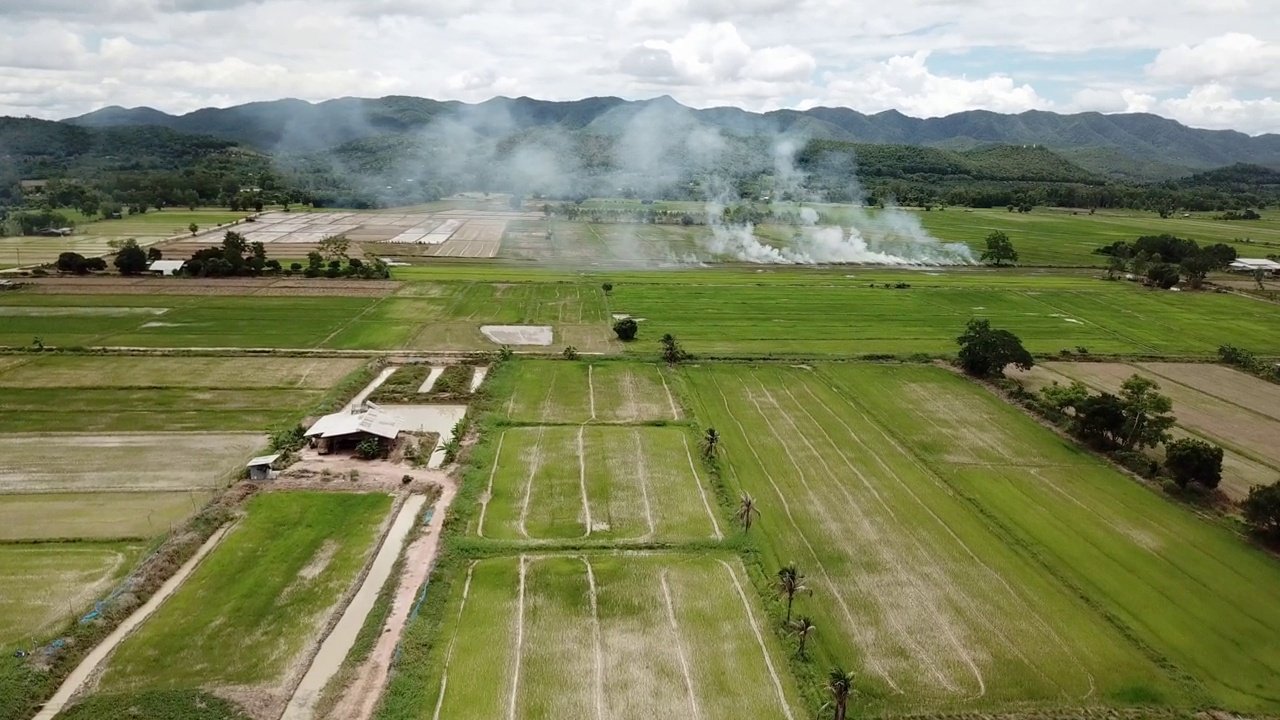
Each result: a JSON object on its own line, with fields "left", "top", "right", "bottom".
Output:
{"left": 147, "top": 260, "right": 186, "bottom": 275}
{"left": 246, "top": 453, "right": 282, "bottom": 481}
{"left": 304, "top": 404, "right": 401, "bottom": 455}
{"left": 1229, "top": 258, "right": 1280, "bottom": 274}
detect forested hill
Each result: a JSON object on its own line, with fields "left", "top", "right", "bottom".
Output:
{"left": 66, "top": 95, "right": 1280, "bottom": 181}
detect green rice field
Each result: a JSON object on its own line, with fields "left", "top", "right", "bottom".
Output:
{"left": 0, "top": 542, "right": 145, "bottom": 645}
{"left": 502, "top": 360, "right": 681, "bottom": 424}
{"left": 97, "top": 491, "right": 391, "bottom": 693}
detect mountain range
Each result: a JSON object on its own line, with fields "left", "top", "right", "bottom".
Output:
{"left": 64, "top": 95, "right": 1280, "bottom": 182}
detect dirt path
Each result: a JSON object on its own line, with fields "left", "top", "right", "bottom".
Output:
{"left": 311, "top": 481, "right": 456, "bottom": 720}
{"left": 346, "top": 367, "right": 398, "bottom": 411}
{"left": 282, "top": 493, "right": 430, "bottom": 720}
{"left": 33, "top": 525, "right": 234, "bottom": 720}
{"left": 417, "top": 367, "right": 445, "bottom": 393}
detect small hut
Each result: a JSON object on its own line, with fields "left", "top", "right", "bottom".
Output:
{"left": 246, "top": 453, "right": 282, "bottom": 481}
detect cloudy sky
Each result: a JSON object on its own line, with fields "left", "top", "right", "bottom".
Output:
{"left": 1, "top": 0, "right": 1276, "bottom": 134}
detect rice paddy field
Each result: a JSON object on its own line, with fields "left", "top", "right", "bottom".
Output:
{"left": 683, "top": 363, "right": 1280, "bottom": 713}
{"left": 93, "top": 492, "right": 392, "bottom": 703}
{"left": 502, "top": 360, "right": 681, "bottom": 423}
{"left": 1012, "top": 362, "right": 1280, "bottom": 500}
{"left": 0, "top": 542, "right": 145, "bottom": 644}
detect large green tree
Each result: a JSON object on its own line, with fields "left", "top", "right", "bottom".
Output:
{"left": 980, "top": 230, "right": 1018, "bottom": 266}
{"left": 1118, "top": 375, "right": 1175, "bottom": 450}
{"left": 113, "top": 239, "right": 148, "bottom": 275}
{"left": 1243, "top": 481, "right": 1280, "bottom": 540}
{"left": 956, "top": 319, "right": 1034, "bottom": 378}
{"left": 1165, "top": 438, "right": 1223, "bottom": 489}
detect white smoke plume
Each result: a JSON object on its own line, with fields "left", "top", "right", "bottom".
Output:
{"left": 699, "top": 136, "right": 975, "bottom": 266}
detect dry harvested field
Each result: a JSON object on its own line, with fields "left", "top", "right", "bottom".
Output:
{"left": 473, "top": 426, "right": 720, "bottom": 542}
{"left": 0, "top": 542, "right": 144, "bottom": 644}
{"left": 503, "top": 361, "right": 680, "bottom": 423}
{"left": 0, "top": 433, "right": 263, "bottom": 492}
{"left": 14, "top": 277, "right": 402, "bottom": 297}
{"left": 1013, "top": 362, "right": 1280, "bottom": 500}
{"left": 427, "top": 219, "right": 505, "bottom": 258}
{"left": 684, "top": 363, "right": 1280, "bottom": 714}
{"left": 423, "top": 554, "right": 801, "bottom": 720}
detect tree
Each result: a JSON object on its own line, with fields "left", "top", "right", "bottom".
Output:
{"left": 825, "top": 667, "right": 856, "bottom": 720}
{"left": 955, "top": 319, "right": 1034, "bottom": 378}
{"left": 601, "top": 282, "right": 613, "bottom": 295}
{"left": 1179, "top": 252, "right": 1214, "bottom": 289}
{"left": 188, "top": 223, "right": 198, "bottom": 236}
{"left": 56, "top": 252, "right": 90, "bottom": 274}
{"left": 700, "top": 427, "right": 720, "bottom": 459}
{"left": 562, "top": 346, "right": 579, "bottom": 360}
{"left": 1146, "top": 262, "right": 1180, "bottom": 289}
{"left": 790, "top": 616, "right": 816, "bottom": 658}
{"left": 1075, "top": 392, "right": 1127, "bottom": 448}
{"left": 980, "top": 230, "right": 1018, "bottom": 266}
{"left": 318, "top": 234, "right": 350, "bottom": 261}
{"left": 735, "top": 493, "right": 760, "bottom": 532}
{"left": 1118, "top": 375, "right": 1175, "bottom": 450}
{"left": 1106, "top": 254, "right": 1128, "bottom": 280}
{"left": 1164, "top": 438, "right": 1223, "bottom": 489}
{"left": 1256, "top": 268, "right": 1268, "bottom": 290}
{"left": 1242, "top": 481, "right": 1280, "bottom": 540}
{"left": 113, "top": 239, "right": 148, "bottom": 275}
{"left": 355, "top": 437, "right": 384, "bottom": 460}
{"left": 147, "top": 247, "right": 163, "bottom": 262}
{"left": 613, "top": 317, "right": 639, "bottom": 342}
{"left": 660, "top": 333, "right": 692, "bottom": 365}
{"left": 774, "top": 563, "right": 810, "bottom": 624}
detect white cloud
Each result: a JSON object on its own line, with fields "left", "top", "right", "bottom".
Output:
{"left": 0, "top": 0, "right": 1274, "bottom": 135}
{"left": 1147, "top": 33, "right": 1280, "bottom": 90}
{"left": 804, "top": 51, "right": 1050, "bottom": 117}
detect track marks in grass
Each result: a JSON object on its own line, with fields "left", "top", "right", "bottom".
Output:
{"left": 508, "top": 555, "right": 526, "bottom": 720}
{"left": 660, "top": 570, "right": 703, "bottom": 720}
{"left": 432, "top": 562, "right": 476, "bottom": 720}
{"left": 681, "top": 433, "right": 722, "bottom": 539}
{"left": 516, "top": 429, "right": 545, "bottom": 539}
{"left": 584, "top": 558, "right": 605, "bottom": 720}
{"left": 717, "top": 559, "right": 797, "bottom": 720}
{"left": 476, "top": 432, "right": 505, "bottom": 538}
{"left": 578, "top": 426, "right": 592, "bottom": 537}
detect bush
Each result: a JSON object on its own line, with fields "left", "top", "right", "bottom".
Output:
{"left": 613, "top": 317, "right": 639, "bottom": 341}
{"left": 290, "top": 262, "right": 303, "bottom": 272}
{"left": 1164, "top": 438, "right": 1224, "bottom": 489}
{"left": 1146, "top": 263, "right": 1180, "bottom": 289}
{"left": 562, "top": 346, "right": 579, "bottom": 360}
{"left": 355, "top": 438, "right": 384, "bottom": 460}
{"left": 1243, "top": 481, "right": 1280, "bottom": 540}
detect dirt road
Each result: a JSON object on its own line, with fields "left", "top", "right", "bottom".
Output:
{"left": 328, "top": 480, "right": 458, "bottom": 720}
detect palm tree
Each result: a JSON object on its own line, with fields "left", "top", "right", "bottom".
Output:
{"left": 735, "top": 493, "right": 760, "bottom": 532}
{"left": 700, "top": 427, "right": 720, "bottom": 459}
{"left": 790, "top": 616, "right": 816, "bottom": 658}
{"left": 824, "top": 667, "right": 856, "bottom": 720}
{"left": 774, "top": 563, "right": 810, "bottom": 624}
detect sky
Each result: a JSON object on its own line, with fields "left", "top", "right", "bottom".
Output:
{"left": 0, "top": 0, "right": 1277, "bottom": 135}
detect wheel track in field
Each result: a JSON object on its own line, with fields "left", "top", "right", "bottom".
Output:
{"left": 717, "top": 559, "right": 797, "bottom": 720}
{"left": 476, "top": 432, "right": 506, "bottom": 538}
{"left": 807, "top": 372, "right": 1098, "bottom": 700}
{"left": 587, "top": 364, "right": 597, "bottom": 421}
{"left": 508, "top": 555, "right": 527, "bottom": 720}
{"left": 633, "top": 428, "right": 657, "bottom": 539}
{"left": 738, "top": 374, "right": 955, "bottom": 692}
{"left": 517, "top": 428, "right": 546, "bottom": 539}
{"left": 431, "top": 562, "right": 477, "bottom": 720}
{"left": 577, "top": 426, "right": 593, "bottom": 537}
{"left": 780, "top": 377, "right": 1063, "bottom": 696}
{"left": 658, "top": 365, "right": 681, "bottom": 420}
{"left": 583, "top": 557, "right": 605, "bottom": 720}
{"left": 660, "top": 570, "right": 704, "bottom": 720}
{"left": 707, "top": 373, "right": 901, "bottom": 692}
{"left": 680, "top": 433, "right": 723, "bottom": 539}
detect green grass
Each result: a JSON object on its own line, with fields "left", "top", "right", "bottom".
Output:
{"left": 473, "top": 426, "right": 720, "bottom": 543}
{"left": 683, "top": 363, "right": 1280, "bottom": 713}
{"left": 56, "top": 690, "right": 251, "bottom": 720}
{"left": 97, "top": 492, "right": 391, "bottom": 691}
{"left": 609, "top": 280, "right": 1280, "bottom": 357}
{"left": 422, "top": 554, "right": 803, "bottom": 720}
{"left": 0, "top": 492, "right": 214, "bottom": 541}
{"left": 0, "top": 542, "right": 145, "bottom": 645}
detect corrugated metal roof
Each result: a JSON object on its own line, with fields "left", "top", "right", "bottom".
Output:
{"left": 246, "top": 453, "right": 282, "bottom": 467}
{"left": 305, "top": 406, "right": 401, "bottom": 440}
{"left": 148, "top": 260, "right": 186, "bottom": 274}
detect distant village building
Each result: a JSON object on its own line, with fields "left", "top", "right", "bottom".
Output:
{"left": 1229, "top": 258, "right": 1280, "bottom": 275}
{"left": 147, "top": 260, "right": 186, "bottom": 276}
{"left": 36, "top": 227, "right": 73, "bottom": 237}
{"left": 19, "top": 180, "right": 48, "bottom": 194}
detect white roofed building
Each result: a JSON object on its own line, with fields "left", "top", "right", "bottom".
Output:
{"left": 305, "top": 403, "right": 401, "bottom": 454}
{"left": 1229, "top": 258, "right": 1280, "bottom": 274}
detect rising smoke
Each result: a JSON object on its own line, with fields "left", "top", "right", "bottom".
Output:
{"left": 297, "top": 96, "right": 974, "bottom": 266}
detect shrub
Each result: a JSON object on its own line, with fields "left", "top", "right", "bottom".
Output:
{"left": 1165, "top": 438, "right": 1224, "bottom": 489}
{"left": 563, "top": 346, "right": 579, "bottom": 360}
{"left": 1243, "top": 481, "right": 1280, "bottom": 540}
{"left": 613, "top": 317, "right": 639, "bottom": 341}
{"left": 355, "top": 438, "right": 383, "bottom": 460}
